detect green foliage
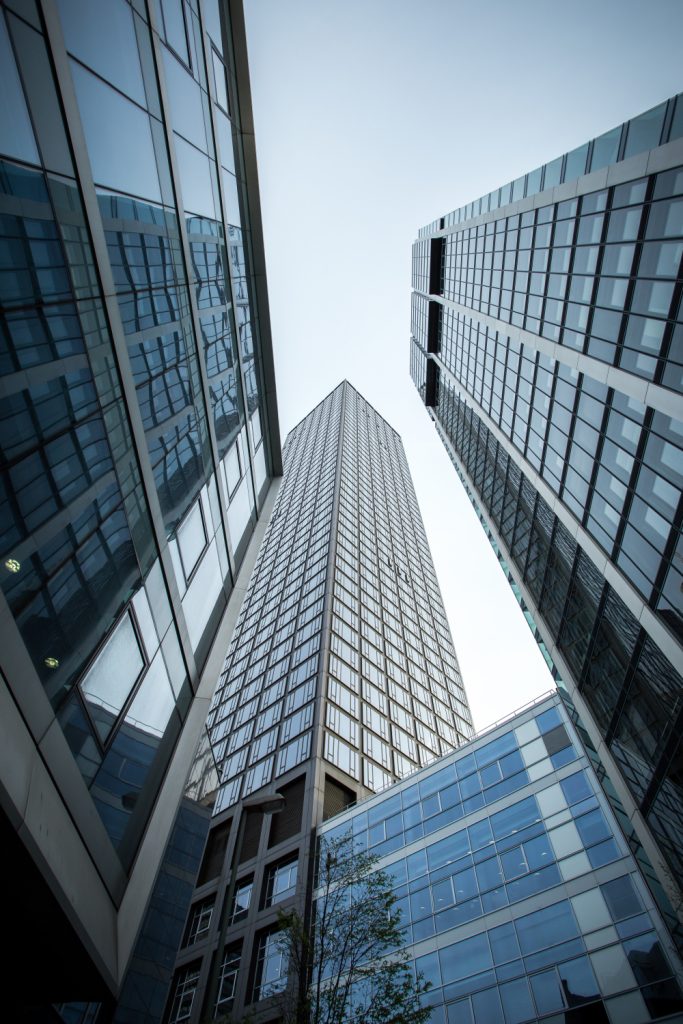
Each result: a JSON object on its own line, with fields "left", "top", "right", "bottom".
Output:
{"left": 276, "top": 833, "right": 431, "bottom": 1024}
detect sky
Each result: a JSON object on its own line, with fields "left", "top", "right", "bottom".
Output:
{"left": 243, "top": 0, "right": 683, "bottom": 732}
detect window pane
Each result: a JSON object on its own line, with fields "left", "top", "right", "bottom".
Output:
{"left": 81, "top": 612, "right": 144, "bottom": 741}
{"left": 70, "top": 61, "right": 161, "bottom": 201}
{"left": 0, "top": 14, "right": 40, "bottom": 165}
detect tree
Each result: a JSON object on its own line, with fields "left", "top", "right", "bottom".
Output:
{"left": 276, "top": 833, "right": 432, "bottom": 1024}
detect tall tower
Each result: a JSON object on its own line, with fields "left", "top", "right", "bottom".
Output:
{"left": 170, "top": 381, "right": 474, "bottom": 1021}
{"left": 411, "top": 94, "right": 683, "bottom": 939}
{"left": 0, "top": 0, "right": 280, "bottom": 1014}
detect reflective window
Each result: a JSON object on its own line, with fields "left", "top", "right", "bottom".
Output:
{"left": 80, "top": 611, "right": 144, "bottom": 742}
{"left": 253, "top": 929, "right": 287, "bottom": 1001}
{"left": 0, "top": 14, "right": 40, "bottom": 165}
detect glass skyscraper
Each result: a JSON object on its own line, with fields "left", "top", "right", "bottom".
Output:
{"left": 0, "top": 0, "right": 280, "bottom": 1013}
{"left": 411, "top": 95, "right": 683, "bottom": 940}
{"left": 170, "top": 381, "right": 474, "bottom": 1021}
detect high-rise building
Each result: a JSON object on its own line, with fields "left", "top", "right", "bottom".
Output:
{"left": 170, "top": 381, "right": 474, "bottom": 1022}
{"left": 0, "top": 0, "right": 280, "bottom": 1014}
{"left": 411, "top": 95, "right": 683, "bottom": 938}
{"left": 319, "top": 692, "right": 683, "bottom": 1024}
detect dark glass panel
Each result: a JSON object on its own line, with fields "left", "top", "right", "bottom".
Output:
{"left": 646, "top": 735, "right": 683, "bottom": 893}
{"left": 581, "top": 588, "right": 639, "bottom": 737}
{"left": 2, "top": 484, "right": 139, "bottom": 708}
{"left": 524, "top": 496, "right": 554, "bottom": 604}
{"left": 558, "top": 552, "right": 604, "bottom": 679}
{"left": 539, "top": 519, "right": 577, "bottom": 635}
{"left": 0, "top": 12, "right": 40, "bottom": 166}
{"left": 623, "top": 102, "right": 667, "bottom": 159}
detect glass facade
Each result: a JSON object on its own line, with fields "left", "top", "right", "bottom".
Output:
{"left": 318, "top": 695, "right": 683, "bottom": 1024}
{"left": 411, "top": 96, "right": 683, "bottom": 929}
{"left": 0, "top": 0, "right": 279, "bottom": 1011}
{"left": 170, "top": 381, "right": 474, "bottom": 1021}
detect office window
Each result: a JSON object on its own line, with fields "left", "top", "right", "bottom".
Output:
{"left": 168, "top": 963, "right": 200, "bottom": 1023}
{"left": 253, "top": 929, "right": 287, "bottom": 1001}
{"left": 183, "top": 897, "right": 214, "bottom": 946}
{"left": 216, "top": 944, "right": 241, "bottom": 1015}
{"left": 264, "top": 856, "right": 298, "bottom": 907}
{"left": 230, "top": 877, "right": 253, "bottom": 923}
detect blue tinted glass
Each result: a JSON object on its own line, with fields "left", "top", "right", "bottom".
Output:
{"left": 535, "top": 707, "right": 561, "bottom": 733}
{"left": 402, "top": 784, "right": 419, "bottom": 808}
{"left": 0, "top": 15, "right": 40, "bottom": 165}
{"left": 71, "top": 62, "right": 161, "bottom": 201}
{"left": 420, "top": 765, "right": 455, "bottom": 798}
{"left": 587, "top": 838, "right": 619, "bottom": 867}
{"left": 516, "top": 900, "right": 578, "bottom": 955}
{"left": 471, "top": 986, "right": 503, "bottom": 1024}
{"left": 175, "top": 136, "right": 215, "bottom": 219}
{"left": 550, "top": 745, "right": 577, "bottom": 769}
{"left": 461, "top": 774, "right": 482, "bottom": 800}
{"left": 489, "top": 922, "right": 520, "bottom": 965}
{"left": 623, "top": 932, "right": 671, "bottom": 985}
{"left": 475, "top": 856, "right": 503, "bottom": 891}
{"left": 530, "top": 969, "right": 564, "bottom": 1014}
{"left": 482, "top": 887, "right": 508, "bottom": 913}
{"left": 452, "top": 867, "right": 478, "bottom": 902}
{"left": 428, "top": 829, "right": 470, "bottom": 870}
{"left": 161, "top": 0, "right": 189, "bottom": 64}
{"left": 564, "top": 144, "right": 589, "bottom": 182}
{"left": 439, "top": 932, "right": 492, "bottom": 984}
{"left": 454, "top": 752, "right": 477, "bottom": 779}
{"left": 416, "top": 951, "right": 441, "bottom": 989}
{"left": 523, "top": 833, "right": 553, "bottom": 870}
{"left": 590, "top": 126, "right": 621, "bottom": 172}
{"left": 560, "top": 770, "right": 592, "bottom": 805}
{"left": 499, "top": 977, "right": 534, "bottom": 1023}
{"left": 162, "top": 46, "right": 207, "bottom": 152}
{"left": 410, "top": 886, "right": 431, "bottom": 921}
{"left": 544, "top": 156, "right": 563, "bottom": 189}
{"left": 508, "top": 863, "right": 561, "bottom": 901}
{"left": 557, "top": 955, "right": 599, "bottom": 1005}
{"left": 405, "top": 847, "right": 428, "bottom": 880}
{"left": 491, "top": 796, "right": 539, "bottom": 840}
{"left": 624, "top": 102, "right": 666, "bottom": 159}
{"left": 575, "top": 808, "right": 610, "bottom": 847}
{"left": 499, "top": 749, "right": 524, "bottom": 777}
{"left": 57, "top": 0, "right": 145, "bottom": 105}
{"left": 447, "top": 999, "right": 473, "bottom": 1024}
{"left": 468, "top": 817, "right": 493, "bottom": 850}
{"left": 475, "top": 731, "right": 517, "bottom": 768}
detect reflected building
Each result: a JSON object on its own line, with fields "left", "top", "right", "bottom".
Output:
{"left": 169, "top": 381, "right": 474, "bottom": 1022}
{"left": 0, "top": 0, "right": 280, "bottom": 1016}
{"left": 319, "top": 693, "right": 683, "bottom": 1024}
{"left": 410, "top": 95, "right": 683, "bottom": 943}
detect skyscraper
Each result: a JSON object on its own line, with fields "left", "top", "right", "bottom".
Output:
{"left": 170, "top": 381, "right": 474, "bottom": 1021}
{"left": 0, "top": 0, "right": 280, "bottom": 1013}
{"left": 411, "top": 95, "right": 683, "bottom": 937}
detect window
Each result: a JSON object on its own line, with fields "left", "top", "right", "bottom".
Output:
{"left": 169, "top": 963, "right": 200, "bottom": 1023}
{"left": 212, "top": 48, "right": 229, "bottom": 114}
{"left": 184, "top": 897, "right": 214, "bottom": 946}
{"left": 216, "top": 945, "right": 241, "bottom": 1015}
{"left": 80, "top": 610, "right": 145, "bottom": 743}
{"left": 253, "top": 929, "right": 287, "bottom": 1001}
{"left": 264, "top": 856, "right": 298, "bottom": 907}
{"left": 177, "top": 499, "right": 207, "bottom": 580}
{"left": 230, "top": 877, "right": 253, "bottom": 923}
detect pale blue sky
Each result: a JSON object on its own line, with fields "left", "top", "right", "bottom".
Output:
{"left": 244, "top": 0, "right": 683, "bottom": 729}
